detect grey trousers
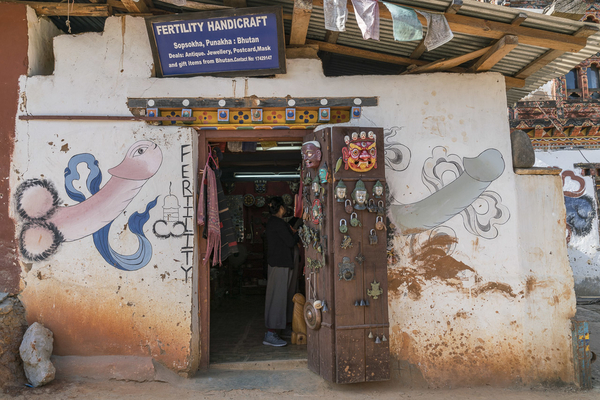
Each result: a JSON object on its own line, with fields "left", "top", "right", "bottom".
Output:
{"left": 265, "top": 265, "right": 294, "bottom": 330}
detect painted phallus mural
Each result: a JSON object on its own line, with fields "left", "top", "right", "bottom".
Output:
{"left": 384, "top": 127, "right": 513, "bottom": 300}
{"left": 561, "top": 170, "right": 596, "bottom": 244}
{"left": 15, "top": 140, "right": 163, "bottom": 271}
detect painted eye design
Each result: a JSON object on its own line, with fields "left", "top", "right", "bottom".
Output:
{"left": 351, "top": 149, "right": 359, "bottom": 158}
{"left": 370, "top": 148, "right": 376, "bottom": 156}
{"left": 132, "top": 146, "right": 149, "bottom": 157}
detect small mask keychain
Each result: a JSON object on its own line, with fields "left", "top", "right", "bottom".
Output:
{"left": 335, "top": 180, "right": 347, "bottom": 202}
{"left": 350, "top": 212, "right": 362, "bottom": 227}
{"left": 377, "top": 200, "right": 385, "bottom": 216}
{"left": 373, "top": 180, "right": 384, "bottom": 199}
{"left": 376, "top": 216, "right": 385, "bottom": 231}
{"left": 345, "top": 199, "right": 353, "bottom": 214}
{"left": 312, "top": 176, "right": 321, "bottom": 198}
{"left": 339, "top": 219, "right": 348, "bottom": 234}
{"left": 367, "top": 199, "right": 377, "bottom": 213}
{"left": 303, "top": 206, "right": 310, "bottom": 221}
{"left": 369, "top": 229, "right": 378, "bottom": 245}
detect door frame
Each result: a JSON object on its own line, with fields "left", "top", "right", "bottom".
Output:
{"left": 197, "top": 128, "right": 311, "bottom": 369}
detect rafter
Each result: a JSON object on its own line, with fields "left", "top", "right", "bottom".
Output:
{"left": 325, "top": 30, "right": 340, "bottom": 44}
{"left": 289, "top": 0, "right": 313, "bottom": 46}
{"left": 312, "top": 0, "right": 589, "bottom": 52}
{"left": 121, "top": 0, "right": 151, "bottom": 14}
{"left": 469, "top": 35, "right": 518, "bottom": 72}
{"left": 404, "top": 46, "right": 492, "bottom": 74}
{"left": 6, "top": 1, "right": 110, "bottom": 16}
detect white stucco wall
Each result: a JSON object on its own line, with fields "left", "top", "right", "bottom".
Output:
{"left": 26, "top": 7, "right": 61, "bottom": 77}
{"left": 537, "top": 149, "right": 600, "bottom": 296}
{"left": 13, "top": 14, "right": 575, "bottom": 384}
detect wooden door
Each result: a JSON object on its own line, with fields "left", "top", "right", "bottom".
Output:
{"left": 302, "top": 127, "right": 389, "bottom": 384}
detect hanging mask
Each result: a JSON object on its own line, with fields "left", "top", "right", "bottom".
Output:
{"left": 301, "top": 141, "right": 322, "bottom": 169}
{"left": 303, "top": 206, "right": 310, "bottom": 222}
{"left": 254, "top": 180, "right": 267, "bottom": 193}
{"left": 341, "top": 131, "right": 377, "bottom": 172}
{"left": 368, "top": 199, "right": 377, "bottom": 213}
{"left": 352, "top": 180, "right": 369, "bottom": 211}
{"left": 377, "top": 200, "right": 385, "bottom": 216}
{"left": 288, "top": 181, "right": 300, "bottom": 194}
{"left": 369, "top": 229, "right": 378, "bottom": 245}
{"left": 345, "top": 199, "right": 353, "bottom": 214}
{"left": 339, "top": 219, "right": 348, "bottom": 234}
{"left": 373, "top": 180, "right": 384, "bottom": 199}
{"left": 319, "top": 162, "right": 329, "bottom": 184}
{"left": 303, "top": 171, "right": 312, "bottom": 186}
{"left": 335, "top": 180, "right": 347, "bottom": 203}
{"left": 312, "top": 176, "right": 321, "bottom": 198}
{"left": 376, "top": 216, "right": 385, "bottom": 231}
{"left": 350, "top": 212, "right": 362, "bottom": 227}
{"left": 311, "top": 199, "right": 322, "bottom": 225}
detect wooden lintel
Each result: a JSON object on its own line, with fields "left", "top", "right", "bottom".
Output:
{"left": 223, "top": 0, "right": 247, "bottom": 7}
{"left": 9, "top": 1, "right": 110, "bottom": 17}
{"left": 515, "top": 25, "right": 599, "bottom": 79}
{"left": 306, "top": 39, "right": 429, "bottom": 67}
{"left": 470, "top": 35, "right": 518, "bottom": 72}
{"left": 445, "top": 0, "right": 462, "bottom": 15}
{"left": 290, "top": 0, "right": 313, "bottom": 46}
{"left": 312, "top": 0, "right": 589, "bottom": 52}
{"left": 505, "top": 76, "right": 526, "bottom": 88}
{"left": 121, "top": 0, "right": 151, "bottom": 13}
{"left": 127, "top": 96, "right": 379, "bottom": 109}
{"left": 410, "top": 39, "right": 426, "bottom": 59}
{"left": 324, "top": 30, "right": 340, "bottom": 44}
{"left": 511, "top": 12, "right": 528, "bottom": 26}
{"left": 404, "top": 46, "right": 491, "bottom": 74}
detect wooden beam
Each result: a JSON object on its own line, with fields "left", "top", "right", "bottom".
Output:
{"left": 515, "top": 25, "right": 599, "bottom": 79}
{"left": 121, "top": 0, "right": 151, "bottom": 14}
{"left": 505, "top": 76, "right": 525, "bottom": 88}
{"left": 306, "top": 39, "right": 430, "bottom": 67}
{"left": 290, "top": 0, "right": 313, "bottom": 46}
{"left": 445, "top": 0, "right": 462, "bottom": 15}
{"left": 410, "top": 40, "right": 426, "bottom": 59}
{"left": 511, "top": 12, "right": 528, "bottom": 26}
{"left": 405, "top": 46, "right": 491, "bottom": 74}
{"left": 324, "top": 30, "right": 340, "bottom": 44}
{"left": 312, "top": 0, "right": 589, "bottom": 52}
{"left": 154, "top": 0, "right": 229, "bottom": 11}
{"left": 7, "top": 1, "right": 110, "bottom": 16}
{"left": 223, "top": 0, "right": 247, "bottom": 7}
{"left": 469, "top": 35, "right": 518, "bottom": 72}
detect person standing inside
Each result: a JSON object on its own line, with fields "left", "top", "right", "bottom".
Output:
{"left": 263, "top": 196, "right": 299, "bottom": 347}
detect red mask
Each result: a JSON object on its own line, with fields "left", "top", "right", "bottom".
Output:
{"left": 342, "top": 139, "right": 377, "bottom": 173}
{"left": 302, "top": 142, "right": 322, "bottom": 169}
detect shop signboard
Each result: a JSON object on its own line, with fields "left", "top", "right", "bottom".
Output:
{"left": 146, "top": 6, "right": 286, "bottom": 77}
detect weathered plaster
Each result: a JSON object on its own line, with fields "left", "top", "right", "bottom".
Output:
{"left": 26, "top": 7, "right": 61, "bottom": 77}
{"left": 14, "top": 14, "right": 575, "bottom": 384}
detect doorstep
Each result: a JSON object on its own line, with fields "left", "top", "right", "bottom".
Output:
{"left": 209, "top": 358, "right": 308, "bottom": 371}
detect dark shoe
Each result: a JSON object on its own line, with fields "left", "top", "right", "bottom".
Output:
{"left": 263, "top": 331, "right": 287, "bottom": 347}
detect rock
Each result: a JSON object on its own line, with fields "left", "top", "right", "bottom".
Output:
{"left": 511, "top": 129, "right": 535, "bottom": 168}
{"left": 19, "top": 322, "right": 55, "bottom": 387}
{"left": 0, "top": 292, "right": 8, "bottom": 303}
{"left": 0, "top": 296, "right": 28, "bottom": 388}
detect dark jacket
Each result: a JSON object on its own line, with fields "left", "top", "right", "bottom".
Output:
{"left": 266, "top": 216, "right": 299, "bottom": 269}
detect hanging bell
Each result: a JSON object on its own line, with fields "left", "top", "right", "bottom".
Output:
{"left": 382, "top": 335, "right": 388, "bottom": 342}
{"left": 360, "top": 299, "right": 366, "bottom": 307}
{"left": 368, "top": 331, "right": 373, "bottom": 339}
{"left": 322, "top": 300, "right": 329, "bottom": 312}
{"left": 354, "top": 300, "right": 360, "bottom": 307}
{"left": 375, "top": 336, "right": 382, "bottom": 344}
{"left": 365, "top": 299, "right": 370, "bottom": 307}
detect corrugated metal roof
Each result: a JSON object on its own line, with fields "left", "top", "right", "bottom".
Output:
{"left": 36, "top": 0, "right": 600, "bottom": 105}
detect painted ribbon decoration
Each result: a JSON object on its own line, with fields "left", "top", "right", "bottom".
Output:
{"left": 16, "top": 141, "right": 162, "bottom": 270}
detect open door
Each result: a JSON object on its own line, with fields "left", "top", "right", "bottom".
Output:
{"left": 302, "top": 127, "right": 389, "bottom": 383}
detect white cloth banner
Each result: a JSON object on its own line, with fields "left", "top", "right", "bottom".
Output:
{"left": 324, "top": 0, "right": 348, "bottom": 32}
{"left": 417, "top": 10, "right": 454, "bottom": 51}
{"left": 351, "top": 0, "right": 380, "bottom": 40}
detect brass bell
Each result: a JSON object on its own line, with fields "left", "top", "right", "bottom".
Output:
{"left": 382, "top": 335, "right": 387, "bottom": 342}
{"left": 368, "top": 331, "right": 373, "bottom": 339}
{"left": 360, "top": 299, "right": 366, "bottom": 307}
{"left": 375, "top": 336, "right": 382, "bottom": 344}
{"left": 322, "top": 301, "right": 329, "bottom": 312}
{"left": 365, "top": 299, "right": 370, "bottom": 307}
{"left": 354, "top": 300, "right": 359, "bottom": 307}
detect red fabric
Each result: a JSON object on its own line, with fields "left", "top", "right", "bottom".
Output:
{"left": 197, "top": 163, "right": 221, "bottom": 266}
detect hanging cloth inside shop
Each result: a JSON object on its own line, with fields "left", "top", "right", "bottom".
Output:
{"left": 197, "top": 152, "right": 221, "bottom": 266}
{"left": 227, "top": 142, "right": 243, "bottom": 153}
{"left": 324, "top": 0, "right": 348, "bottom": 32}
{"left": 416, "top": 10, "right": 454, "bottom": 51}
{"left": 351, "top": 0, "right": 380, "bottom": 40}
{"left": 216, "top": 176, "right": 239, "bottom": 262}
{"left": 382, "top": 2, "right": 423, "bottom": 42}
{"left": 242, "top": 142, "right": 257, "bottom": 152}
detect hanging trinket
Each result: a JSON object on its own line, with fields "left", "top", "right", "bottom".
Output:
{"left": 382, "top": 335, "right": 387, "bottom": 342}
{"left": 350, "top": 212, "right": 362, "bottom": 227}
{"left": 303, "top": 206, "right": 310, "bottom": 222}
{"left": 340, "top": 235, "right": 353, "bottom": 249}
{"left": 313, "top": 300, "right": 323, "bottom": 310}
{"left": 369, "top": 229, "right": 378, "bottom": 245}
{"left": 319, "top": 162, "right": 329, "bottom": 184}
{"left": 288, "top": 181, "right": 300, "bottom": 194}
{"left": 254, "top": 180, "right": 267, "bottom": 193}
{"left": 377, "top": 200, "right": 385, "bottom": 216}
{"left": 312, "top": 175, "right": 321, "bottom": 198}
{"left": 367, "top": 199, "right": 377, "bottom": 213}
{"left": 335, "top": 180, "right": 347, "bottom": 202}
{"left": 368, "top": 331, "right": 374, "bottom": 339}
{"left": 339, "top": 219, "right": 348, "bottom": 234}
{"left": 359, "top": 299, "right": 366, "bottom": 307}
{"left": 299, "top": 226, "right": 310, "bottom": 248}
{"left": 375, "top": 336, "right": 382, "bottom": 344}
{"left": 352, "top": 180, "right": 369, "bottom": 211}
{"left": 354, "top": 300, "right": 360, "bottom": 307}
{"left": 311, "top": 199, "right": 322, "bottom": 225}
{"left": 338, "top": 256, "right": 356, "bottom": 281}
{"left": 342, "top": 131, "right": 377, "bottom": 172}
{"left": 376, "top": 216, "right": 385, "bottom": 231}
{"left": 365, "top": 299, "right": 370, "bottom": 306}
{"left": 355, "top": 243, "right": 365, "bottom": 267}
{"left": 367, "top": 280, "right": 383, "bottom": 299}
{"left": 344, "top": 199, "right": 353, "bottom": 214}
{"left": 373, "top": 180, "right": 384, "bottom": 199}
{"left": 303, "top": 171, "right": 312, "bottom": 186}
{"left": 322, "top": 300, "right": 329, "bottom": 312}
